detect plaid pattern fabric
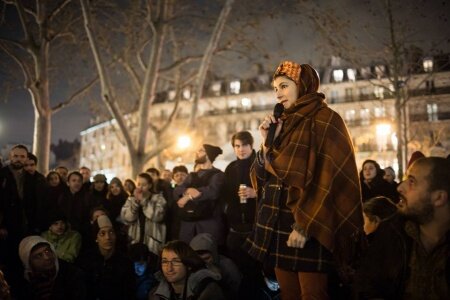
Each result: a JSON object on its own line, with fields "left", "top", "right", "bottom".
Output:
{"left": 273, "top": 61, "right": 301, "bottom": 86}
{"left": 244, "top": 176, "right": 334, "bottom": 272}
{"left": 255, "top": 92, "right": 363, "bottom": 265}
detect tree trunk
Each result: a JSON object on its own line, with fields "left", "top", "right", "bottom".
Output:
{"left": 189, "top": 0, "right": 234, "bottom": 128}
{"left": 32, "top": 106, "right": 51, "bottom": 174}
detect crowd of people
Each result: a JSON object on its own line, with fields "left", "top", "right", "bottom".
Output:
{"left": 0, "top": 60, "right": 449, "bottom": 300}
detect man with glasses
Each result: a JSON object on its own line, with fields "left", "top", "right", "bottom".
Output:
{"left": 150, "top": 240, "right": 225, "bottom": 300}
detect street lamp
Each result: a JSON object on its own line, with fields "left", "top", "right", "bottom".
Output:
{"left": 177, "top": 135, "right": 191, "bottom": 150}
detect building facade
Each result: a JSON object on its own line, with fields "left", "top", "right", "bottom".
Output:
{"left": 79, "top": 59, "right": 450, "bottom": 180}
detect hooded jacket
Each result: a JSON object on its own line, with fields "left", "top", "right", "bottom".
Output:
{"left": 151, "top": 268, "right": 225, "bottom": 300}
{"left": 189, "top": 233, "right": 242, "bottom": 299}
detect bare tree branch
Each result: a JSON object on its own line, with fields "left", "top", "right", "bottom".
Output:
{"left": 48, "top": 0, "right": 72, "bottom": 22}
{"left": 52, "top": 75, "right": 99, "bottom": 113}
{"left": 0, "top": 42, "right": 33, "bottom": 86}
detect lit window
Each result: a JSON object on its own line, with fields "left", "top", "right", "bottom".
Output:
{"left": 228, "top": 99, "right": 238, "bottom": 108}
{"left": 374, "top": 107, "right": 386, "bottom": 118}
{"left": 423, "top": 57, "right": 433, "bottom": 72}
{"left": 241, "top": 97, "right": 252, "bottom": 109}
{"left": 345, "top": 110, "right": 356, "bottom": 122}
{"left": 374, "top": 86, "right": 385, "bottom": 99}
{"left": 360, "top": 67, "right": 371, "bottom": 79}
{"left": 230, "top": 80, "right": 241, "bottom": 94}
{"left": 182, "top": 88, "right": 191, "bottom": 100}
{"left": 375, "top": 65, "right": 386, "bottom": 78}
{"left": 168, "top": 90, "right": 176, "bottom": 101}
{"left": 330, "top": 90, "right": 339, "bottom": 103}
{"left": 333, "top": 70, "right": 344, "bottom": 82}
{"left": 360, "top": 108, "right": 370, "bottom": 126}
{"left": 427, "top": 103, "right": 438, "bottom": 121}
{"left": 211, "top": 82, "right": 221, "bottom": 96}
{"left": 347, "top": 69, "right": 356, "bottom": 82}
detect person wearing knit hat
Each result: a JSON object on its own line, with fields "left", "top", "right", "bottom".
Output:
{"left": 18, "top": 236, "right": 86, "bottom": 299}
{"left": 246, "top": 60, "right": 362, "bottom": 299}
{"left": 407, "top": 151, "right": 425, "bottom": 169}
{"left": 41, "top": 211, "right": 82, "bottom": 263}
{"left": 173, "top": 144, "right": 226, "bottom": 245}
{"left": 202, "top": 144, "right": 223, "bottom": 163}
{"left": 77, "top": 214, "right": 136, "bottom": 299}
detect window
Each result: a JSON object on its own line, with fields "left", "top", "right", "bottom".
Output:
{"left": 210, "top": 82, "right": 221, "bottom": 96}
{"left": 374, "top": 86, "right": 385, "bottom": 99}
{"left": 241, "top": 98, "right": 252, "bottom": 109}
{"left": 330, "top": 90, "right": 339, "bottom": 103}
{"left": 423, "top": 57, "right": 433, "bottom": 72}
{"left": 345, "top": 110, "right": 356, "bottom": 125}
{"left": 359, "top": 86, "right": 370, "bottom": 100}
{"left": 375, "top": 65, "right": 386, "bottom": 78}
{"left": 345, "top": 88, "right": 354, "bottom": 101}
{"left": 374, "top": 107, "right": 386, "bottom": 118}
{"left": 427, "top": 103, "right": 438, "bottom": 121}
{"left": 360, "top": 67, "right": 371, "bottom": 79}
{"left": 347, "top": 69, "right": 356, "bottom": 82}
{"left": 167, "top": 90, "right": 176, "bottom": 101}
{"left": 230, "top": 80, "right": 241, "bottom": 94}
{"left": 360, "top": 108, "right": 370, "bottom": 126}
{"left": 182, "top": 88, "right": 191, "bottom": 100}
{"left": 333, "top": 70, "right": 344, "bottom": 82}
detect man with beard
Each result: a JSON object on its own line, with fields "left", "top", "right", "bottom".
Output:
{"left": 173, "top": 144, "right": 225, "bottom": 245}
{"left": 0, "top": 145, "right": 31, "bottom": 295}
{"left": 354, "top": 157, "right": 449, "bottom": 300}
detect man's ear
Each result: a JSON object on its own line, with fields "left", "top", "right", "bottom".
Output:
{"left": 431, "top": 190, "right": 448, "bottom": 207}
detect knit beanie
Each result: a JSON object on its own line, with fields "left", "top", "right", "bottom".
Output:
{"left": 18, "top": 236, "right": 59, "bottom": 281}
{"left": 407, "top": 151, "right": 425, "bottom": 169}
{"left": 91, "top": 215, "right": 113, "bottom": 240}
{"left": 203, "top": 144, "right": 223, "bottom": 163}
{"left": 46, "top": 210, "right": 67, "bottom": 230}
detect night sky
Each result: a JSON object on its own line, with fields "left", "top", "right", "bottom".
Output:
{"left": 0, "top": 0, "right": 448, "bottom": 147}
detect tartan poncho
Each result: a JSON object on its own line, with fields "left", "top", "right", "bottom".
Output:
{"left": 256, "top": 92, "right": 363, "bottom": 264}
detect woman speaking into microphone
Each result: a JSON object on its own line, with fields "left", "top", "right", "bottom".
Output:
{"left": 244, "top": 61, "right": 362, "bottom": 299}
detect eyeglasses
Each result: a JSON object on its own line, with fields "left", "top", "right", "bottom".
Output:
{"left": 161, "top": 259, "right": 183, "bottom": 267}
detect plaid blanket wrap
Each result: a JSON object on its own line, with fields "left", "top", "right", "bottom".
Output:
{"left": 258, "top": 92, "right": 363, "bottom": 264}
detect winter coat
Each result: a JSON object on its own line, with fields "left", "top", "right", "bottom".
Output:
{"left": 41, "top": 229, "right": 82, "bottom": 263}
{"left": 121, "top": 193, "right": 167, "bottom": 255}
{"left": 150, "top": 268, "right": 226, "bottom": 300}
{"left": 223, "top": 152, "right": 257, "bottom": 233}
{"left": 76, "top": 247, "right": 136, "bottom": 300}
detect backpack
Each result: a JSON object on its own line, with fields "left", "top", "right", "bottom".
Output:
{"left": 178, "top": 168, "right": 222, "bottom": 222}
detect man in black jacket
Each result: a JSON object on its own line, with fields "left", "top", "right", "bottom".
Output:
{"left": 354, "top": 157, "right": 450, "bottom": 300}
{"left": 173, "top": 144, "right": 225, "bottom": 245}
{"left": 0, "top": 145, "right": 31, "bottom": 294}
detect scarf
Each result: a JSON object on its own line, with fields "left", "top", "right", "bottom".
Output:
{"left": 261, "top": 92, "right": 362, "bottom": 264}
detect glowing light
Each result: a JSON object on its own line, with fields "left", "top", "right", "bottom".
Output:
{"left": 177, "top": 135, "right": 191, "bottom": 150}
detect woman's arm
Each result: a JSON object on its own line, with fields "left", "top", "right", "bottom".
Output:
{"left": 142, "top": 193, "right": 167, "bottom": 222}
{"left": 120, "top": 196, "right": 140, "bottom": 223}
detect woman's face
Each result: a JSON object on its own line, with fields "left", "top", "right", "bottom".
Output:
{"left": 48, "top": 173, "right": 60, "bottom": 187}
{"left": 110, "top": 182, "right": 121, "bottom": 196}
{"left": 363, "top": 162, "right": 377, "bottom": 181}
{"left": 124, "top": 181, "right": 135, "bottom": 193}
{"left": 273, "top": 76, "right": 299, "bottom": 109}
{"left": 161, "top": 249, "right": 187, "bottom": 285}
{"left": 383, "top": 168, "right": 395, "bottom": 183}
{"left": 96, "top": 226, "right": 116, "bottom": 253}
{"left": 137, "top": 176, "right": 151, "bottom": 193}
{"left": 91, "top": 209, "right": 106, "bottom": 224}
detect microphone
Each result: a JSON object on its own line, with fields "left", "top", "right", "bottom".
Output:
{"left": 264, "top": 103, "right": 284, "bottom": 147}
